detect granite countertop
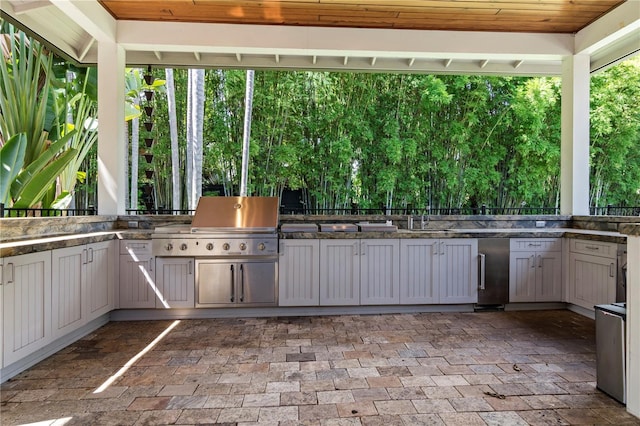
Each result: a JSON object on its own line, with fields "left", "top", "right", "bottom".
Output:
{"left": 1, "top": 226, "right": 628, "bottom": 258}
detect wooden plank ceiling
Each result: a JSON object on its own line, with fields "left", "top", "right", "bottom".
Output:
{"left": 98, "top": 0, "right": 625, "bottom": 34}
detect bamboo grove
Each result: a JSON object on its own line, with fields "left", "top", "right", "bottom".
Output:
{"left": 131, "top": 62, "right": 639, "bottom": 213}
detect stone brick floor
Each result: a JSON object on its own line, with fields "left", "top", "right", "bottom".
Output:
{"left": 1, "top": 310, "right": 639, "bottom": 425}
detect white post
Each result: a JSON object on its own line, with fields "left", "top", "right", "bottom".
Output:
{"left": 97, "top": 41, "right": 126, "bottom": 215}
{"left": 560, "top": 55, "right": 590, "bottom": 216}
{"left": 240, "top": 70, "right": 255, "bottom": 197}
{"left": 627, "top": 234, "right": 640, "bottom": 417}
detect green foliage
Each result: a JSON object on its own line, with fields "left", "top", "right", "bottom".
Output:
{"left": 0, "top": 133, "right": 26, "bottom": 204}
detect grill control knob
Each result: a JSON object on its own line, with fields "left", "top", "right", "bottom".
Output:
{"left": 239, "top": 243, "right": 247, "bottom": 251}
{"left": 206, "top": 243, "right": 214, "bottom": 251}
{"left": 165, "top": 243, "right": 173, "bottom": 251}
{"left": 180, "top": 243, "right": 188, "bottom": 251}
{"left": 223, "top": 243, "right": 230, "bottom": 251}
{"left": 258, "top": 243, "right": 266, "bottom": 251}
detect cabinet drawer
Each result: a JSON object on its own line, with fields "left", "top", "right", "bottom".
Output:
{"left": 510, "top": 238, "right": 561, "bottom": 252}
{"left": 120, "top": 240, "right": 152, "bottom": 256}
{"left": 569, "top": 239, "right": 616, "bottom": 258}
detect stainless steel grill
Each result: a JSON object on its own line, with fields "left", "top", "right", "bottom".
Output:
{"left": 151, "top": 196, "right": 279, "bottom": 307}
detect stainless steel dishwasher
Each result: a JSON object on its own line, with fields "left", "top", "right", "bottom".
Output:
{"left": 476, "top": 238, "right": 510, "bottom": 310}
{"left": 595, "top": 303, "right": 626, "bottom": 404}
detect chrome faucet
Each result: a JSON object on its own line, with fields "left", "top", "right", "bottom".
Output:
{"left": 407, "top": 215, "right": 414, "bottom": 230}
{"left": 420, "top": 215, "right": 428, "bottom": 230}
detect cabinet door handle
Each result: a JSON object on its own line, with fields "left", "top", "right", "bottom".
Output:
{"left": 361, "top": 242, "right": 366, "bottom": 256}
{"left": 531, "top": 255, "right": 535, "bottom": 268}
{"left": 188, "top": 260, "right": 193, "bottom": 275}
{"left": 433, "top": 243, "right": 438, "bottom": 256}
{"left": 149, "top": 258, "right": 154, "bottom": 272}
{"left": 528, "top": 243, "right": 542, "bottom": 247}
{"left": 440, "top": 241, "right": 445, "bottom": 255}
{"left": 353, "top": 242, "right": 359, "bottom": 256}
{"left": 585, "top": 245, "right": 600, "bottom": 250}
{"left": 83, "top": 248, "right": 88, "bottom": 264}
{"left": 538, "top": 254, "right": 542, "bottom": 268}
{"left": 4, "top": 263, "right": 14, "bottom": 284}
{"left": 610, "top": 263, "right": 615, "bottom": 277}
{"left": 88, "top": 247, "right": 94, "bottom": 263}
{"left": 478, "top": 253, "right": 486, "bottom": 290}
{"left": 230, "top": 264, "right": 235, "bottom": 302}
{"left": 240, "top": 264, "right": 245, "bottom": 302}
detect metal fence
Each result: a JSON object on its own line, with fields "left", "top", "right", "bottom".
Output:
{"left": 2, "top": 204, "right": 638, "bottom": 217}
{"left": 0, "top": 204, "right": 96, "bottom": 217}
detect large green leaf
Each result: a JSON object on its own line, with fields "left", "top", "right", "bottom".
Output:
{"left": 13, "top": 148, "right": 78, "bottom": 208}
{"left": 10, "top": 129, "right": 77, "bottom": 198}
{"left": 0, "top": 133, "right": 27, "bottom": 204}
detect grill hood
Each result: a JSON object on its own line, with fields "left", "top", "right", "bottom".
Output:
{"left": 190, "top": 196, "right": 279, "bottom": 232}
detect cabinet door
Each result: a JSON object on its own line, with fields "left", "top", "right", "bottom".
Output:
{"left": 119, "top": 254, "right": 156, "bottom": 308}
{"left": 400, "top": 239, "right": 439, "bottom": 304}
{"left": 509, "top": 252, "right": 537, "bottom": 302}
{"left": 439, "top": 239, "right": 478, "bottom": 304}
{"left": 320, "top": 240, "right": 360, "bottom": 305}
{"left": 196, "top": 261, "right": 234, "bottom": 305}
{"left": 361, "top": 239, "right": 399, "bottom": 305}
{"left": 568, "top": 252, "right": 616, "bottom": 310}
{"left": 279, "top": 240, "right": 320, "bottom": 306}
{"left": 2, "top": 251, "right": 52, "bottom": 366}
{"left": 155, "top": 257, "right": 195, "bottom": 308}
{"left": 536, "top": 251, "right": 562, "bottom": 302}
{"left": 51, "top": 246, "right": 85, "bottom": 339}
{"left": 85, "top": 241, "right": 115, "bottom": 319}
{"left": 240, "top": 261, "right": 277, "bottom": 305}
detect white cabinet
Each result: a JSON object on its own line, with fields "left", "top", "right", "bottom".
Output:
{"left": 360, "top": 239, "right": 400, "bottom": 304}
{"left": 279, "top": 239, "right": 320, "bottom": 306}
{"left": 51, "top": 245, "right": 84, "bottom": 339}
{"left": 319, "top": 239, "right": 400, "bottom": 306}
{"left": 119, "top": 240, "right": 156, "bottom": 308}
{"left": 319, "top": 240, "right": 360, "bottom": 305}
{"left": 1, "top": 251, "right": 52, "bottom": 366}
{"left": 51, "top": 241, "right": 115, "bottom": 338}
{"left": 400, "top": 239, "right": 478, "bottom": 304}
{"left": 568, "top": 239, "right": 617, "bottom": 311}
{"left": 439, "top": 239, "right": 479, "bottom": 304}
{"left": 155, "top": 257, "right": 194, "bottom": 308}
{"left": 85, "top": 241, "right": 115, "bottom": 320}
{"left": 509, "top": 239, "right": 562, "bottom": 302}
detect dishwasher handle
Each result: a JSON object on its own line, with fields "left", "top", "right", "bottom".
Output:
{"left": 478, "top": 253, "right": 486, "bottom": 290}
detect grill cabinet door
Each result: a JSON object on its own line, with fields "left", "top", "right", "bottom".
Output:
{"left": 196, "top": 260, "right": 235, "bottom": 306}
{"left": 239, "top": 260, "right": 277, "bottom": 305}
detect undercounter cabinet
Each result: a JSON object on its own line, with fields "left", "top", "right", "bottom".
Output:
{"left": 567, "top": 239, "right": 617, "bottom": 311}
{"left": 119, "top": 240, "right": 156, "bottom": 308}
{"left": 509, "top": 238, "right": 562, "bottom": 302}
{"left": 279, "top": 239, "right": 320, "bottom": 306}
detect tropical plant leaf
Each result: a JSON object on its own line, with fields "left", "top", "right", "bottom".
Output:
{"left": 13, "top": 148, "right": 78, "bottom": 208}
{"left": 10, "top": 129, "right": 76, "bottom": 198}
{"left": 0, "top": 133, "right": 27, "bottom": 205}
{"left": 50, "top": 191, "right": 72, "bottom": 209}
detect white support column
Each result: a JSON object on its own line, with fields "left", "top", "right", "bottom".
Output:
{"left": 97, "top": 41, "right": 126, "bottom": 215}
{"left": 560, "top": 55, "right": 590, "bottom": 215}
{"left": 627, "top": 234, "right": 640, "bottom": 417}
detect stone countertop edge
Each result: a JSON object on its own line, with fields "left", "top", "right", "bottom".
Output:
{"left": 1, "top": 227, "right": 630, "bottom": 257}
{"left": 0, "top": 230, "right": 152, "bottom": 257}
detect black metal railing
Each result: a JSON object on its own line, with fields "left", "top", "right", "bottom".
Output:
{"left": 591, "top": 205, "right": 640, "bottom": 216}
{"left": 1, "top": 204, "right": 96, "bottom": 217}
{"left": 125, "top": 208, "right": 195, "bottom": 215}
{"left": 279, "top": 205, "right": 561, "bottom": 216}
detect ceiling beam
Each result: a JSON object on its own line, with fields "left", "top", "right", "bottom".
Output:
{"left": 116, "top": 21, "right": 573, "bottom": 61}
{"left": 575, "top": 0, "right": 640, "bottom": 55}
{"left": 12, "top": 0, "right": 51, "bottom": 15}
{"left": 49, "top": 0, "right": 116, "bottom": 42}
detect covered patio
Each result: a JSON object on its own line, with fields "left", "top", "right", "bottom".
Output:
{"left": 1, "top": 0, "right": 640, "bottom": 421}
